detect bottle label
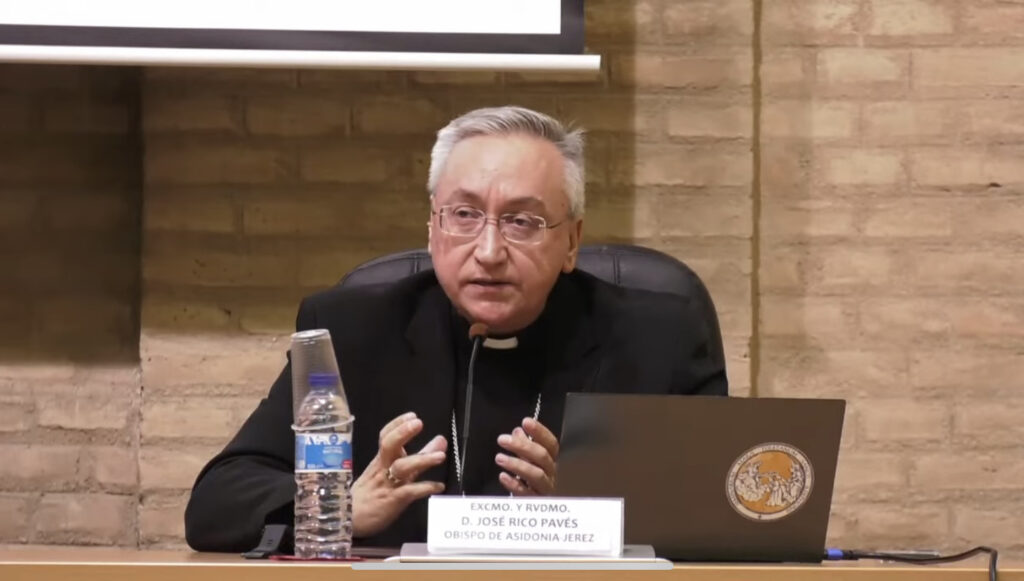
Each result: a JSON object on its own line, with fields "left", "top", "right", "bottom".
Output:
{"left": 295, "top": 432, "right": 353, "bottom": 472}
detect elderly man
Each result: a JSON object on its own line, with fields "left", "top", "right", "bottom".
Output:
{"left": 185, "top": 106, "right": 727, "bottom": 552}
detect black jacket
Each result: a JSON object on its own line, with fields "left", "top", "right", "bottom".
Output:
{"left": 184, "top": 270, "right": 727, "bottom": 552}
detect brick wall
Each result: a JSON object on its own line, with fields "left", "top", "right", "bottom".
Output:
{"left": 759, "top": 0, "right": 1024, "bottom": 553}
{"left": 1, "top": 0, "right": 1022, "bottom": 558}
{"left": 0, "top": 65, "right": 142, "bottom": 545}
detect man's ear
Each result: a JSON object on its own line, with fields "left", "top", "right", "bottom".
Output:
{"left": 562, "top": 219, "right": 583, "bottom": 273}
{"left": 426, "top": 220, "right": 433, "bottom": 255}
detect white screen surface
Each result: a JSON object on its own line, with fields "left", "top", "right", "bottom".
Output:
{"left": 0, "top": 0, "right": 561, "bottom": 34}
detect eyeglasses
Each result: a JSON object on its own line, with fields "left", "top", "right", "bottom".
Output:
{"left": 432, "top": 204, "right": 566, "bottom": 245}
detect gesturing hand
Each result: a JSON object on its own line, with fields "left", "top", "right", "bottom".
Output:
{"left": 495, "top": 417, "right": 559, "bottom": 496}
{"left": 351, "top": 412, "right": 447, "bottom": 538}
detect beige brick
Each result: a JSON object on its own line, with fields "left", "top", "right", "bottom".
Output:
{"left": 582, "top": 192, "right": 660, "bottom": 241}
{"left": 761, "top": 200, "right": 857, "bottom": 237}
{"left": 656, "top": 194, "right": 751, "bottom": 237}
{"left": 0, "top": 94, "right": 36, "bottom": 133}
{"left": 559, "top": 97, "right": 663, "bottom": 136}
{"left": 0, "top": 445, "right": 79, "bottom": 487}
{"left": 859, "top": 299, "right": 950, "bottom": 340}
{"left": 762, "top": 101, "right": 858, "bottom": 139}
{"left": 963, "top": 3, "right": 1024, "bottom": 37}
{"left": 143, "top": 94, "right": 239, "bottom": 133}
{"left": 815, "top": 247, "right": 895, "bottom": 287}
{"left": 954, "top": 508, "right": 1024, "bottom": 549}
{"left": 142, "top": 397, "right": 255, "bottom": 441}
{"left": 0, "top": 363, "right": 76, "bottom": 381}
{"left": 146, "top": 142, "right": 291, "bottom": 185}
{"left": 760, "top": 143, "right": 812, "bottom": 192}
{"left": 954, "top": 402, "right": 1024, "bottom": 447}
{"left": 146, "top": 67, "right": 297, "bottom": 87}
{"left": 947, "top": 300, "right": 1024, "bottom": 338}
{"left": 299, "top": 146, "right": 390, "bottom": 183}
{"left": 0, "top": 495, "right": 34, "bottom": 542}
{"left": 143, "top": 251, "right": 297, "bottom": 288}
{"left": 140, "top": 333, "right": 287, "bottom": 391}
{"left": 667, "top": 104, "right": 751, "bottom": 139}
{"left": 246, "top": 95, "right": 349, "bottom": 136}
{"left": 963, "top": 100, "right": 1024, "bottom": 137}
{"left": 239, "top": 305, "right": 297, "bottom": 334}
{"left": 761, "top": 52, "right": 806, "bottom": 88}
{"left": 354, "top": 98, "right": 445, "bottom": 134}
{"left": 612, "top": 53, "right": 752, "bottom": 89}
{"left": 760, "top": 297, "right": 853, "bottom": 340}
{"left": 914, "top": 48, "right": 1024, "bottom": 87}
{"left": 759, "top": 248, "right": 804, "bottom": 291}
{"left": 139, "top": 493, "right": 189, "bottom": 542}
{"left": 242, "top": 200, "right": 342, "bottom": 235}
{"left": 862, "top": 101, "right": 957, "bottom": 139}
{"left": 760, "top": 350, "right": 908, "bottom": 397}
{"left": 0, "top": 142, "right": 133, "bottom": 186}
{"left": 663, "top": 0, "right": 752, "bottom": 38}
{"left": 142, "top": 299, "right": 233, "bottom": 330}
{"left": 764, "top": 0, "right": 860, "bottom": 36}
{"left": 0, "top": 192, "right": 37, "bottom": 228}
{"left": 43, "top": 97, "right": 134, "bottom": 134}
{"left": 139, "top": 445, "right": 221, "bottom": 490}
{"left": 587, "top": 0, "right": 661, "bottom": 40}
{"left": 862, "top": 198, "right": 952, "bottom": 237}
{"left": 32, "top": 298, "right": 136, "bottom": 358}
{"left": 34, "top": 493, "right": 134, "bottom": 545}
{"left": 410, "top": 71, "right": 499, "bottom": 85}
{"left": 868, "top": 0, "right": 954, "bottom": 35}
{"left": 912, "top": 454, "right": 1024, "bottom": 489}
{"left": 81, "top": 447, "right": 138, "bottom": 488}
{"left": 859, "top": 400, "right": 950, "bottom": 442}
{"left": 0, "top": 396, "right": 34, "bottom": 432}
{"left": 144, "top": 193, "right": 236, "bottom": 233}
{"left": 817, "top": 148, "right": 904, "bottom": 185}
{"left": 856, "top": 505, "right": 949, "bottom": 543}
{"left": 298, "top": 250, "right": 390, "bottom": 288}
{"left": 41, "top": 192, "right": 134, "bottom": 231}
{"left": 36, "top": 384, "right": 133, "bottom": 431}
{"left": 911, "top": 350, "right": 1024, "bottom": 392}
{"left": 833, "top": 452, "right": 907, "bottom": 493}
{"left": 817, "top": 49, "right": 908, "bottom": 84}
{"left": 909, "top": 251, "right": 1024, "bottom": 292}
{"left": 912, "top": 150, "right": 1024, "bottom": 186}
{"left": 624, "top": 146, "right": 751, "bottom": 187}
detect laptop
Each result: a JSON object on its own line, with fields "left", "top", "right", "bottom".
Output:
{"left": 555, "top": 394, "right": 846, "bottom": 563}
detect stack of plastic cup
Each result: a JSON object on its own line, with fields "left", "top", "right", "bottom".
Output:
{"left": 289, "top": 329, "right": 348, "bottom": 422}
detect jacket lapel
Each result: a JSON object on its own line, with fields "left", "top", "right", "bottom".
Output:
{"left": 534, "top": 272, "right": 606, "bottom": 436}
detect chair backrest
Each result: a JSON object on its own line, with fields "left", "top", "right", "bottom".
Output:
{"left": 339, "top": 244, "right": 724, "bottom": 366}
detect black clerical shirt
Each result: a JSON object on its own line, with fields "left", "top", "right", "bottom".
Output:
{"left": 448, "top": 307, "right": 551, "bottom": 496}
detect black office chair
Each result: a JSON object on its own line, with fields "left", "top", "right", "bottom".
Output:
{"left": 339, "top": 244, "right": 725, "bottom": 368}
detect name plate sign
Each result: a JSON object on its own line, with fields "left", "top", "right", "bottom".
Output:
{"left": 427, "top": 496, "right": 623, "bottom": 557}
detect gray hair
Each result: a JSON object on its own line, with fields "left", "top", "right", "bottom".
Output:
{"left": 427, "top": 106, "right": 586, "bottom": 218}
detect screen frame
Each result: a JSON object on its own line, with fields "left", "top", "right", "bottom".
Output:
{"left": 0, "top": 0, "right": 584, "bottom": 55}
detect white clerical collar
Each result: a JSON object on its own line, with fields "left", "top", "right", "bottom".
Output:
{"left": 483, "top": 336, "right": 519, "bottom": 350}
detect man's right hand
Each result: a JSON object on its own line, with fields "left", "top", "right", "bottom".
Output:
{"left": 351, "top": 412, "right": 447, "bottom": 538}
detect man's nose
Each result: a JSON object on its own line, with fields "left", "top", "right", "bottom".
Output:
{"left": 474, "top": 221, "right": 508, "bottom": 265}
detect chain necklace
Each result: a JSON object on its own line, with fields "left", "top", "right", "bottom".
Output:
{"left": 450, "top": 392, "right": 542, "bottom": 495}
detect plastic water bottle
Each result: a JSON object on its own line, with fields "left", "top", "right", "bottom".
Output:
{"left": 293, "top": 372, "right": 354, "bottom": 559}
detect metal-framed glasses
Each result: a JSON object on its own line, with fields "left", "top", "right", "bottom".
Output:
{"left": 432, "top": 204, "right": 565, "bottom": 245}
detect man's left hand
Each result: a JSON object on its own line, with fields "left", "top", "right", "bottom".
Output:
{"left": 495, "top": 417, "right": 558, "bottom": 495}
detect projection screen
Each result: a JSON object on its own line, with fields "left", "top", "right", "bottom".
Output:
{"left": 0, "top": 0, "right": 598, "bottom": 71}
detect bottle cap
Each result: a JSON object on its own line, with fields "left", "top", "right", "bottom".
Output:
{"left": 308, "top": 372, "right": 339, "bottom": 388}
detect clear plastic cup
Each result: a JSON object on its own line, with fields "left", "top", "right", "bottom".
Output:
{"left": 289, "top": 329, "right": 348, "bottom": 423}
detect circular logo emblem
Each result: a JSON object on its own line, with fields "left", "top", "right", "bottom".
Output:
{"left": 726, "top": 443, "right": 814, "bottom": 522}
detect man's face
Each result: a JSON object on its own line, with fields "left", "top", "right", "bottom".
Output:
{"left": 428, "top": 133, "right": 582, "bottom": 335}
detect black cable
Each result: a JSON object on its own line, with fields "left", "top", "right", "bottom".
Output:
{"left": 825, "top": 546, "right": 999, "bottom": 581}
